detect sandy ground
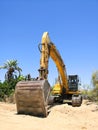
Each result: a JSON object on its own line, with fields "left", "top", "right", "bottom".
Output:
{"left": 0, "top": 100, "right": 98, "bottom": 130}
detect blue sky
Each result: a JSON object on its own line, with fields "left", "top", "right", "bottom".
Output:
{"left": 0, "top": 0, "right": 98, "bottom": 86}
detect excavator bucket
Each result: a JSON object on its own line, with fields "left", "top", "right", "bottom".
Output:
{"left": 15, "top": 79, "right": 50, "bottom": 117}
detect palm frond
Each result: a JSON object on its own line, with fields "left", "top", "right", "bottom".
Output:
{"left": 0, "top": 59, "right": 22, "bottom": 80}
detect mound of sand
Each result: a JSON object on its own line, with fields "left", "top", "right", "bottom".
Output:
{"left": 0, "top": 100, "right": 98, "bottom": 130}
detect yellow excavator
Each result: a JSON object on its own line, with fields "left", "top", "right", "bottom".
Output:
{"left": 15, "top": 32, "right": 82, "bottom": 117}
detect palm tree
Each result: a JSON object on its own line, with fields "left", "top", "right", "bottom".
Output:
{"left": 0, "top": 60, "right": 22, "bottom": 81}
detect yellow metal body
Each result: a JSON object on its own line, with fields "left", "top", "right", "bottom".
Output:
{"left": 39, "top": 32, "right": 80, "bottom": 95}
{"left": 51, "top": 83, "right": 62, "bottom": 95}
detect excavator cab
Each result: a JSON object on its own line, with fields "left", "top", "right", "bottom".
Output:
{"left": 68, "top": 75, "right": 79, "bottom": 91}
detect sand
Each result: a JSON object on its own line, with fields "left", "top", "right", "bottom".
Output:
{"left": 0, "top": 100, "right": 98, "bottom": 130}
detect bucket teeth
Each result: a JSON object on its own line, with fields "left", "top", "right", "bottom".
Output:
{"left": 15, "top": 80, "right": 50, "bottom": 117}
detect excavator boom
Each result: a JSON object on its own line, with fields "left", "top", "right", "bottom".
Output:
{"left": 39, "top": 32, "right": 68, "bottom": 93}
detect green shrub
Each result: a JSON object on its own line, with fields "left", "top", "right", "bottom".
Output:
{"left": 0, "top": 76, "right": 25, "bottom": 101}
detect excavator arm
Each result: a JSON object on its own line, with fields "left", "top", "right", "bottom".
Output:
{"left": 39, "top": 32, "right": 68, "bottom": 93}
